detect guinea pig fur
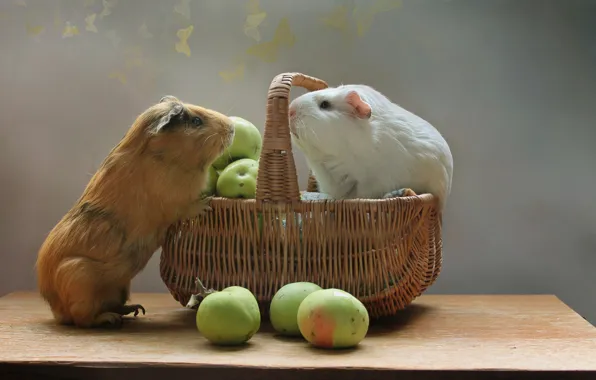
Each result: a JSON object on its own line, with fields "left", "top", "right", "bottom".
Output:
{"left": 35, "top": 96, "right": 234, "bottom": 328}
{"left": 288, "top": 84, "right": 453, "bottom": 210}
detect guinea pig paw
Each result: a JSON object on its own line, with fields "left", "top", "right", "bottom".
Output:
{"left": 200, "top": 203, "right": 213, "bottom": 214}
{"left": 382, "top": 188, "right": 416, "bottom": 199}
{"left": 187, "top": 197, "right": 213, "bottom": 218}
{"left": 117, "top": 304, "right": 146, "bottom": 317}
{"left": 94, "top": 312, "right": 123, "bottom": 328}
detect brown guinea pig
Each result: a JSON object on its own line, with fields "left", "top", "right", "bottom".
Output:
{"left": 35, "top": 95, "right": 234, "bottom": 328}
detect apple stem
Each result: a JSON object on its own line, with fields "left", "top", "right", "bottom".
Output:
{"left": 195, "top": 277, "right": 217, "bottom": 297}
{"left": 185, "top": 277, "right": 218, "bottom": 309}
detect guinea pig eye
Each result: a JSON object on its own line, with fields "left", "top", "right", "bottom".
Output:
{"left": 319, "top": 100, "right": 331, "bottom": 110}
{"left": 191, "top": 116, "right": 203, "bottom": 126}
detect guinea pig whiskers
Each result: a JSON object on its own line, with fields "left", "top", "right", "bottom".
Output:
{"left": 222, "top": 137, "right": 233, "bottom": 160}
{"left": 219, "top": 136, "right": 232, "bottom": 158}
{"left": 300, "top": 118, "right": 322, "bottom": 145}
{"left": 203, "top": 132, "right": 218, "bottom": 146}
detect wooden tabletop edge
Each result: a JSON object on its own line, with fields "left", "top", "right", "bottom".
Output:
{"left": 3, "top": 360, "right": 596, "bottom": 372}
{"left": 0, "top": 291, "right": 562, "bottom": 299}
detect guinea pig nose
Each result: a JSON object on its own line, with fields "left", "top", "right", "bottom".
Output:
{"left": 288, "top": 108, "right": 296, "bottom": 119}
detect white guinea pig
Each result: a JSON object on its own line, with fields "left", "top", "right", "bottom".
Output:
{"left": 288, "top": 84, "right": 453, "bottom": 210}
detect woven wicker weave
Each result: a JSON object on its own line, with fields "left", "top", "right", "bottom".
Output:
{"left": 159, "top": 72, "right": 443, "bottom": 318}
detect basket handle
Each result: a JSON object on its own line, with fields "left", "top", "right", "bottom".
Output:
{"left": 256, "top": 73, "right": 328, "bottom": 204}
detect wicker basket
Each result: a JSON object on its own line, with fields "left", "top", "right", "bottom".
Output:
{"left": 159, "top": 72, "right": 443, "bottom": 319}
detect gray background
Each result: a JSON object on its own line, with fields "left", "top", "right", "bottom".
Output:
{"left": 1, "top": 0, "right": 595, "bottom": 324}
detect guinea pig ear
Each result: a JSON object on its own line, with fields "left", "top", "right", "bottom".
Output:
{"left": 345, "top": 91, "right": 372, "bottom": 120}
{"left": 159, "top": 95, "right": 180, "bottom": 103}
{"left": 152, "top": 103, "right": 185, "bottom": 133}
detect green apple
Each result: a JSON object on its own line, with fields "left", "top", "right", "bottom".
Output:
{"left": 297, "top": 288, "right": 369, "bottom": 349}
{"left": 216, "top": 158, "right": 259, "bottom": 199}
{"left": 212, "top": 116, "right": 262, "bottom": 170}
{"left": 203, "top": 166, "right": 219, "bottom": 196}
{"left": 270, "top": 282, "right": 323, "bottom": 336}
{"left": 196, "top": 286, "right": 261, "bottom": 346}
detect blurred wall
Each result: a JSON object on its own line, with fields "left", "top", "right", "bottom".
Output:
{"left": 1, "top": 0, "right": 595, "bottom": 323}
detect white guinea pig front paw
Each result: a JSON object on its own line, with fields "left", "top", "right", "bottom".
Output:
{"left": 382, "top": 188, "right": 417, "bottom": 199}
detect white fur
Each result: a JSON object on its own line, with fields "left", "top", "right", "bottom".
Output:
{"left": 289, "top": 84, "right": 453, "bottom": 210}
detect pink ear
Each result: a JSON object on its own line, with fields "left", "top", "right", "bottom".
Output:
{"left": 345, "top": 91, "right": 372, "bottom": 119}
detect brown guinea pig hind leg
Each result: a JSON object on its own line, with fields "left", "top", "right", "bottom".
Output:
{"left": 92, "top": 312, "right": 124, "bottom": 328}
{"left": 109, "top": 284, "right": 146, "bottom": 317}
{"left": 68, "top": 296, "right": 125, "bottom": 329}
{"left": 114, "top": 304, "right": 146, "bottom": 317}
{"left": 55, "top": 258, "right": 127, "bottom": 328}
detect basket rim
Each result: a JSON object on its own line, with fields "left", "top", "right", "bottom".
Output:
{"left": 201, "top": 193, "right": 438, "bottom": 212}
{"left": 206, "top": 192, "right": 435, "bottom": 204}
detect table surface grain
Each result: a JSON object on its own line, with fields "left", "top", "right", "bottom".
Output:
{"left": 1, "top": 292, "right": 596, "bottom": 378}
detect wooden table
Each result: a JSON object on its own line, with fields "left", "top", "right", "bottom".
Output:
{"left": 1, "top": 292, "right": 595, "bottom": 380}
